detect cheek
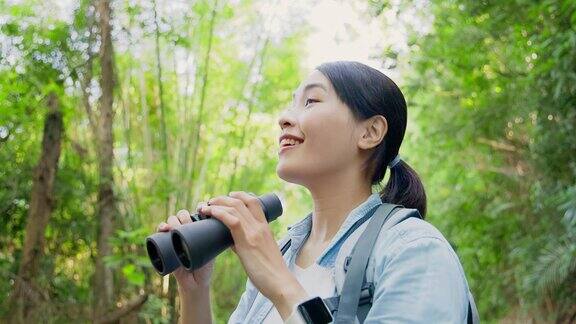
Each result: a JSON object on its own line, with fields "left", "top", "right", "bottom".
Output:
{"left": 300, "top": 111, "right": 357, "bottom": 164}
{"left": 303, "top": 116, "right": 332, "bottom": 145}
{"left": 302, "top": 110, "right": 354, "bottom": 148}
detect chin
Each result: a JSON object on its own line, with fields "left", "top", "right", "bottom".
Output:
{"left": 276, "top": 164, "right": 306, "bottom": 185}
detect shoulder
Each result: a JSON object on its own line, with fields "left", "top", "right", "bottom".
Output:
{"left": 365, "top": 212, "right": 470, "bottom": 322}
{"left": 374, "top": 213, "right": 457, "bottom": 259}
{"left": 370, "top": 213, "right": 469, "bottom": 286}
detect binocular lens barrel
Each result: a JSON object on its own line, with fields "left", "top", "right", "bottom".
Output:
{"left": 172, "top": 234, "right": 191, "bottom": 269}
{"left": 145, "top": 193, "right": 283, "bottom": 275}
{"left": 146, "top": 230, "right": 181, "bottom": 275}
{"left": 171, "top": 217, "right": 233, "bottom": 271}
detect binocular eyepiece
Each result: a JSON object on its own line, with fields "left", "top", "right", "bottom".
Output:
{"left": 145, "top": 193, "right": 283, "bottom": 275}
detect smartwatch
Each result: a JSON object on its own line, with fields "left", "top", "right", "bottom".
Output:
{"left": 296, "top": 296, "right": 333, "bottom": 323}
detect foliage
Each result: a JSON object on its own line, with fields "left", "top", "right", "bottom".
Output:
{"left": 369, "top": 0, "right": 576, "bottom": 321}
{"left": 1, "top": 0, "right": 306, "bottom": 322}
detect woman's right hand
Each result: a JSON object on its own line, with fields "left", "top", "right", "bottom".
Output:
{"left": 156, "top": 205, "right": 215, "bottom": 293}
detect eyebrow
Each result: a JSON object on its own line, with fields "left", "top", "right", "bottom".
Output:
{"left": 292, "top": 83, "right": 328, "bottom": 100}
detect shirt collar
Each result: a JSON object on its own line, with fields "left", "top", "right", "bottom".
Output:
{"left": 285, "top": 192, "right": 383, "bottom": 260}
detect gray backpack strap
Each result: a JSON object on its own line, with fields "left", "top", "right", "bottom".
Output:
{"left": 333, "top": 203, "right": 401, "bottom": 324}
{"left": 467, "top": 290, "right": 480, "bottom": 324}
{"left": 279, "top": 237, "right": 291, "bottom": 255}
{"left": 354, "top": 208, "right": 422, "bottom": 323}
{"left": 331, "top": 205, "right": 480, "bottom": 324}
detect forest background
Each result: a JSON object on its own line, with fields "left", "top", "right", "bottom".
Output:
{"left": 1, "top": 0, "right": 575, "bottom": 323}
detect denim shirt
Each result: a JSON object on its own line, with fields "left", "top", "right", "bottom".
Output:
{"left": 228, "top": 193, "right": 471, "bottom": 323}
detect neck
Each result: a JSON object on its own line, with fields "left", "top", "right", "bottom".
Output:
{"left": 305, "top": 167, "right": 372, "bottom": 244}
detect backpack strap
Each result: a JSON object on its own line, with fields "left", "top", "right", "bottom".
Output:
{"left": 280, "top": 237, "right": 291, "bottom": 256}
{"left": 352, "top": 207, "right": 423, "bottom": 323}
{"left": 467, "top": 290, "right": 480, "bottom": 324}
{"left": 332, "top": 203, "right": 402, "bottom": 324}
{"left": 331, "top": 206, "right": 481, "bottom": 324}
{"left": 352, "top": 208, "right": 480, "bottom": 324}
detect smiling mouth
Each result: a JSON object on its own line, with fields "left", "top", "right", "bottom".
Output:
{"left": 280, "top": 138, "right": 304, "bottom": 147}
{"left": 279, "top": 141, "right": 303, "bottom": 154}
{"left": 282, "top": 142, "right": 302, "bottom": 148}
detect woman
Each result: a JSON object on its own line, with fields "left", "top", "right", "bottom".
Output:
{"left": 157, "top": 61, "right": 472, "bottom": 323}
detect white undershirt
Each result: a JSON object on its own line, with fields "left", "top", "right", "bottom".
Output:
{"left": 262, "top": 262, "right": 335, "bottom": 323}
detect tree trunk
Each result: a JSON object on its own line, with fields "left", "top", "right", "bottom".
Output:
{"left": 9, "top": 92, "right": 63, "bottom": 322}
{"left": 228, "top": 38, "right": 270, "bottom": 191}
{"left": 93, "top": 0, "right": 117, "bottom": 320}
{"left": 204, "top": 34, "right": 266, "bottom": 196}
{"left": 184, "top": 0, "right": 219, "bottom": 208}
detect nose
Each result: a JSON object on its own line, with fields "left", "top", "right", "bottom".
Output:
{"left": 277, "top": 107, "right": 297, "bottom": 131}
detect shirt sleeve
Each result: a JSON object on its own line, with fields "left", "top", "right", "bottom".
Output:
{"left": 364, "top": 236, "right": 469, "bottom": 323}
{"left": 227, "top": 277, "right": 258, "bottom": 324}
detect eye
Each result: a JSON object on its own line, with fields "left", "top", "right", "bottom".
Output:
{"left": 305, "top": 98, "right": 319, "bottom": 107}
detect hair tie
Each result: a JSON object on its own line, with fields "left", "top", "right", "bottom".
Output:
{"left": 388, "top": 155, "right": 402, "bottom": 169}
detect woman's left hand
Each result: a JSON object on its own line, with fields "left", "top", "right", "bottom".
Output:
{"left": 199, "top": 191, "right": 308, "bottom": 318}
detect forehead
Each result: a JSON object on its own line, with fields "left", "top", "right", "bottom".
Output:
{"left": 292, "top": 70, "right": 332, "bottom": 100}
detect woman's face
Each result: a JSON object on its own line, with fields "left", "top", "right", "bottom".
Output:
{"left": 276, "top": 70, "right": 364, "bottom": 186}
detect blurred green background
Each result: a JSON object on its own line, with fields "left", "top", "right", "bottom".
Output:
{"left": 1, "top": 0, "right": 575, "bottom": 323}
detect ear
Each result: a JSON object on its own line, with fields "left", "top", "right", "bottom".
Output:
{"left": 357, "top": 115, "right": 388, "bottom": 150}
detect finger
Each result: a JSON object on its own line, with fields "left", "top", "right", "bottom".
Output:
{"left": 200, "top": 205, "right": 240, "bottom": 230}
{"left": 196, "top": 202, "right": 209, "bottom": 219}
{"left": 199, "top": 204, "right": 234, "bottom": 218}
{"left": 167, "top": 215, "right": 181, "bottom": 227}
{"left": 156, "top": 222, "right": 171, "bottom": 232}
{"left": 207, "top": 195, "right": 253, "bottom": 223}
{"left": 176, "top": 209, "right": 193, "bottom": 224}
{"left": 229, "top": 191, "right": 266, "bottom": 223}
{"left": 196, "top": 202, "right": 206, "bottom": 212}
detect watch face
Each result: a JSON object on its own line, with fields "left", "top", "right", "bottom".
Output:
{"left": 298, "top": 296, "right": 333, "bottom": 323}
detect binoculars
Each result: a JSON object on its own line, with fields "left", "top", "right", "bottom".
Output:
{"left": 146, "top": 193, "right": 283, "bottom": 275}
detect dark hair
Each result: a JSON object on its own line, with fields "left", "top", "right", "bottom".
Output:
{"left": 316, "top": 61, "right": 427, "bottom": 217}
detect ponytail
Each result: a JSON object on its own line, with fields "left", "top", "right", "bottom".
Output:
{"left": 380, "top": 160, "right": 427, "bottom": 218}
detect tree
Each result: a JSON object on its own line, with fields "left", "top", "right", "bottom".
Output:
{"left": 0, "top": 0, "right": 308, "bottom": 321}
{"left": 368, "top": 0, "right": 576, "bottom": 321}
{"left": 92, "top": 0, "right": 118, "bottom": 319}
{"left": 9, "top": 92, "right": 63, "bottom": 323}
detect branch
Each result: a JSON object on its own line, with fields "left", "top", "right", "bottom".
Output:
{"left": 62, "top": 132, "right": 89, "bottom": 159}
{"left": 3, "top": 269, "right": 50, "bottom": 303}
{"left": 477, "top": 137, "right": 518, "bottom": 152}
{"left": 79, "top": 1, "right": 99, "bottom": 136}
{"left": 95, "top": 294, "right": 149, "bottom": 324}
{"left": 80, "top": 67, "right": 98, "bottom": 134}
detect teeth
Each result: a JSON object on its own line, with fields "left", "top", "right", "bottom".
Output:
{"left": 281, "top": 138, "right": 303, "bottom": 146}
